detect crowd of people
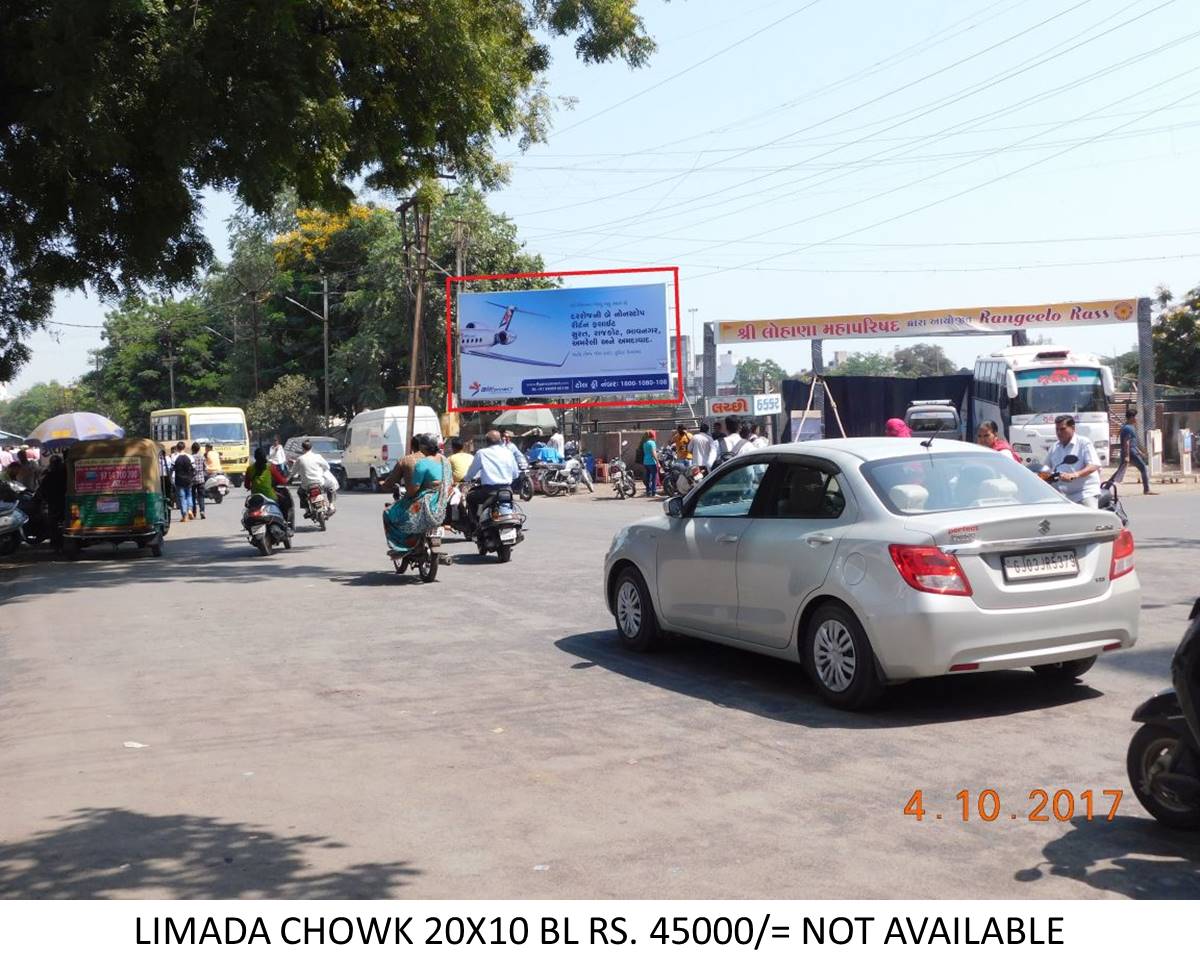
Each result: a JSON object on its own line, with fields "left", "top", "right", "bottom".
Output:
{"left": 636, "top": 415, "right": 772, "bottom": 496}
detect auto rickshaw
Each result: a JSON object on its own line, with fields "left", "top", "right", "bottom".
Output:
{"left": 62, "top": 438, "right": 171, "bottom": 558}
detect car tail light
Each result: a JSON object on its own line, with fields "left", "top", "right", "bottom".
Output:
{"left": 888, "top": 544, "right": 973, "bottom": 596}
{"left": 1110, "top": 528, "right": 1135, "bottom": 579}
{"left": 249, "top": 509, "right": 264, "bottom": 518}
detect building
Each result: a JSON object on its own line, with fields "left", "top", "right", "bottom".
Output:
{"left": 669, "top": 334, "right": 699, "bottom": 396}
{"left": 715, "top": 350, "right": 739, "bottom": 396}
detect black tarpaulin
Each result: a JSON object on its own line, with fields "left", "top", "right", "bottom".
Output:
{"left": 781, "top": 375, "right": 974, "bottom": 440}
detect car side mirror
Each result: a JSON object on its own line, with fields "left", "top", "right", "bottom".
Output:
{"left": 664, "top": 496, "right": 683, "bottom": 518}
{"left": 1101, "top": 365, "right": 1115, "bottom": 398}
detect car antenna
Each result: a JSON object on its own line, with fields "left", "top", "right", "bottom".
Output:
{"left": 920, "top": 434, "right": 936, "bottom": 449}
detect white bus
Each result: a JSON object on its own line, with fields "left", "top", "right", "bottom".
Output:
{"left": 973, "top": 346, "right": 1115, "bottom": 466}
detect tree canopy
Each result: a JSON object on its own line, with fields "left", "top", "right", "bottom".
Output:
{"left": 0, "top": 0, "right": 653, "bottom": 381}
{"left": 1152, "top": 287, "right": 1200, "bottom": 392}
{"left": 826, "top": 344, "right": 957, "bottom": 378}
{"left": 733, "top": 357, "right": 788, "bottom": 395}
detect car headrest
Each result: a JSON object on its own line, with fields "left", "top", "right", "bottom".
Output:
{"left": 888, "top": 483, "right": 929, "bottom": 510}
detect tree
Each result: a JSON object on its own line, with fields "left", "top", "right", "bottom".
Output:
{"left": 1102, "top": 348, "right": 1140, "bottom": 392}
{"left": 246, "top": 375, "right": 319, "bottom": 441}
{"left": 0, "top": 381, "right": 99, "bottom": 436}
{"left": 734, "top": 357, "right": 788, "bottom": 394}
{"left": 0, "top": 1, "right": 653, "bottom": 382}
{"left": 1152, "top": 287, "right": 1200, "bottom": 391}
{"left": 826, "top": 351, "right": 897, "bottom": 376}
{"left": 891, "top": 343, "right": 956, "bottom": 377}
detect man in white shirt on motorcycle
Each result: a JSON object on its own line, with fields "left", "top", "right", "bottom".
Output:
{"left": 465, "top": 430, "right": 520, "bottom": 532}
{"left": 289, "top": 439, "right": 337, "bottom": 516}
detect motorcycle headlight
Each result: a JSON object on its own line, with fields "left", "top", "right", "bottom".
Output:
{"left": 0, "top": 513, "right": 17, "bottom": 528}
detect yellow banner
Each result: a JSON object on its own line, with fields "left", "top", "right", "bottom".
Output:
{"left": 718, "top": 298, "right": 1138, "bottom": 344}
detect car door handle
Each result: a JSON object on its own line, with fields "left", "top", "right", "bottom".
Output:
{"left": 804, "top": 533, "right": 834, "bottom": 546}
{"left": 716, "top": 534, "right": 740, "bottom": 544}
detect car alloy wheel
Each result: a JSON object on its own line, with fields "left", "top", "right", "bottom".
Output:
{"left": 813, "top": 619, "right": 856, "bottom": 693}
{"left": 616, "top": 580, "right": 642, "bottom": 638}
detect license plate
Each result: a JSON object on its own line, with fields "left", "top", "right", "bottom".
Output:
{"left": 96, "top": 497, "right": 120, "bottom": 514}
{"left": 499, "top": 528, "right": 517, "bottom": 543}
{"left": 431, "top": 527, "right": 443, "bottom": 539}
{"left": 1002, "top": 549, "right": 1078, "bottom": 581}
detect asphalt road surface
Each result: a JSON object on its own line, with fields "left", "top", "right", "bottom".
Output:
{"left": 2, "top": 484, "right": 1199, "bottom": 899}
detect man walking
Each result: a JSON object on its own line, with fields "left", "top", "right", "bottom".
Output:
{"left": 172, "top": 444, "right": 196, "bottom": 520}
{"left": 189, "top": 441, "right": 208, "bottom": 519}
{"left": 689, "top": 421, "right": 715, "bottom": 470}
{"left": 547, "top": 426, "right": 565, "bottom": 459}
{"left": 1115, "top": 406, "right": 1156, "bottom": 495}
{"left": 268, "top": 434, "right": 288, "bottom": 468}
{"left": 1045, "top": 415, "right": 1102, "bottom": 508}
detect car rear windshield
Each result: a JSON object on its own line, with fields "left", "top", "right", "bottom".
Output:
{"left": 309, "top": 439, "right": 340, "bottom": 452}
{"left": 860, "top": 451, "right": 1065, "bottom": 515}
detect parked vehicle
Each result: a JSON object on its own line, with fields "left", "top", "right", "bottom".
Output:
{"left": 658, "top": 444, "right": 707, "bottom": 497}
{"left": 0, "top": 482, "right": 31, "bottom": 555}
{"left": 1127, "top": 597, "right": 1200, "bottom": 828}
{"left": 342, "top": 405, "right": 442, "bottom": 492}
{"left": 515, "top": 470, "right": 534, "bottom": 502}
{"left": 62, "top": 438, "right": 171, "bottom": 559}
{"left": 242, "top": 492, "right": 292, "bottom": 556}
{"left": 539, "top": 454, "right": 588, "bottom": 496}
{"left": 151, "top": 406, "right": 250, "bottom": 484}
{"left": 285, "top": 435, "right": 347, "bottom": 490}
{"left": 604, "top": 439, "right": 1139, "bottom": 710}
{"left": 204, "top": 472, "right": 232, "bottom": 503}
{"left": 609, "top": 455, "right": 637, "bottom": 499}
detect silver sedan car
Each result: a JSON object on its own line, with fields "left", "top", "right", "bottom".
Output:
{"left": 603, "top": 438, "right": 1140, "bottom": 710}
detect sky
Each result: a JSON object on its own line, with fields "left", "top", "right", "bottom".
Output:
{"left": 14, "top": 0, "right": 1200, "bottom": 393}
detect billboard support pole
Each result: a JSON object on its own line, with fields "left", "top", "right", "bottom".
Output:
{"left": 400, "top": 199, "right": 432, "bottom": 450}
{"left": 811, "top": 340, "right": 825, "bottom": 436}
{"left": 1137, "top": 296, "right": 1155, "bottom": 452}
{"left": 702, "top": 322, "right": 716, "bottom": 400}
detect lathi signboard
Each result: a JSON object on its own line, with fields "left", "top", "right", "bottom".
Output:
{"left": 457, "top": 282, "right": 671, "bottom": 403}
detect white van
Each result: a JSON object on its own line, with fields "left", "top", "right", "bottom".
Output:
{"left": 343, "top": 405, "right": 442, "bottom": 491}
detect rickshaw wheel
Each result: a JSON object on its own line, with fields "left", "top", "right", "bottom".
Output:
{"left": 149, "top": 534, "right": 163, "bottom": 558}
{"left": 62, "top": 539, "right": 81, "bottom": 560}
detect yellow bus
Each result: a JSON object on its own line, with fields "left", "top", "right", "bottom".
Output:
{"left": 150, "top": 407, "right": 251, "bottom": 484}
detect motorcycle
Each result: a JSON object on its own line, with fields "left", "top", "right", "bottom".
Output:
{"left": 204, "top": 472, "right": 232, "bottom": 503}
{"left": 302, "top": 482, "right": 335, "bottom": 531}
{"left": 386, "top": 486, "right": 446, "bottom": 582}
{"left": 0, "top": 483, "right": 31, "bottom": 555}
{"left": 539, "top": 442, "right": 592, "bottom": 496}
{"left": 1127, "top": 597, "right": 1200, "bottom": 829}
{"left": 658, "top": 445, "right": 707, "bottom": 497}
{"left": 515, "top": 470, "right": 534, "bottom": 502}
{"left": 242, "top": 491, "right": 292, "bottom": 556}
{"left": 1032, "top": 454, "right": 1127, "bottom": 526}
{"left": 609, "top": 455, "right": 637, "bottom": 499}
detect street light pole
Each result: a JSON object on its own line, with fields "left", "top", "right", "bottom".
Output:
{"left": 322, "top": 274, "right": 330, "bottom": 424}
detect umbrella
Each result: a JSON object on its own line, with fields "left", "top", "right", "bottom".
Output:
{"left": 27, "top": 412, "right": 124, "bottom": 449}
{"left": 491, "top": 408, "right": 558, "bottom": 432}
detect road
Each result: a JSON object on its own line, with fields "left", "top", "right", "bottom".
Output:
{"left": 2, "top": 484, "right": 1199, "bottom": 899}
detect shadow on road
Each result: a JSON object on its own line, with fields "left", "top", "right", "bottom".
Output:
{"left": 555, "top": 630, "right": 1103, "bottom": 730}
{"left": 1014, "top": 815, "right": 1200, "bottom": 898}
{"left": 0, "top": 807, "right": 420, "bottom": 899}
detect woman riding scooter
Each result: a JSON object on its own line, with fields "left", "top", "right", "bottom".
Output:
{"left": 243, "top": 447, "right": 294, "bottom": 529}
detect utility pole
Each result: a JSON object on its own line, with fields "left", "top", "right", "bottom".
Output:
{"left": 322, "top": 274, "right": 330, "bottom": 423}
{"left": 451, "top": 218, "right": 470, "bottom": 412}
{"left": 398, "top": 197, "right": 433, "bottom": 449}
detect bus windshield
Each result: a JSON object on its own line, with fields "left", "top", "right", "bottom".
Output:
{"left": 189, "top": 419, "right": 247, "bottom": 444}
{"left": 1010, "top": 367, "right": 1106, "bottom": 416}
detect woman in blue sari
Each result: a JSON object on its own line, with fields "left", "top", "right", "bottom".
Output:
{"left": 383, "top": 434, "right": 451, "bottom": 553}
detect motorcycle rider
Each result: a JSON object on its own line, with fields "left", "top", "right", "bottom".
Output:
{"left": 290, "top": 439, "right": 335, "bottom": 516}
{"left": 464, "top": 430, "right": 519, "bottom": 531}
{"left": 244, "top": 447, "right": 294, "bottom": 529}
{"left": 501, "top": 429, "right": 530, "bottom": 493}
{"left": 1044, "top": 414, "right": 1101, "bottom": 508}
{"left": 689, "top": 421, "right": 715, "bottom": 470}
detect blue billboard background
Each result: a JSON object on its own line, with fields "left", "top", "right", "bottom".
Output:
{"left": 458, "top": 282, "right": 670, "bottom": 402}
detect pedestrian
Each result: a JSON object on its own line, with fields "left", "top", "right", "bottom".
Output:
{"left": 189, "top": 441, "right": 208, "bottom": 519}
{"left": 750, "top": 422, "right": 770, "bottom": 448}
{"left": 1114, "top": 407, "right": 1156, "bottom": 495}
{"left": 14, "top": 449, "right": 40, "bottom": 491}
{"left": 34, "top": 454, "right": 67, "bottom": 549}
{"left": 268, "top": 434, "right": 288, "bottom": 468}
{"left": 640, "top": 429, "right": 658, "bottom": 496}
{"left": 884, "top": 418, "right": 912, "bottom": 438}
{"left": 717, "top": 415, "right": 744, "bottom": 459}
{"left": 172, "top": 445, "right": 196, "bottom": 520}
{"left": 500, "top": 430, "right": 530, "bottom": 490}
{"left": 1045, "top": 414, "right": 1102, "bottom": 508}
{"left": 548, "top": 426, "right": 565, "bottom": 458}
{"left": 976, "top": 420, "right": 1021, "bottom": 462}
{"left": 0, "top": 445, "right": 13, "bottom": 470}
{"left": 672, "top": 424, "right": 692, "bottom": 460}
{"left": 689, "top": 421, "right": 715, "bottom": 470}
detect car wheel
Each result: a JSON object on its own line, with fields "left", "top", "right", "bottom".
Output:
{"left": 802, "top": 603, "right": 884, "bottom": 710}
{"left": 613, "top": 566, "right": 660, "bottom": 653}
{"left": 1032, "top": 655, "right": 1097, "bottom": 681}
{"left": 62, "top": 539, "right": 81, "bottom": 560}
{"left": 1127, "top": 723, "right": 1200, "bottom": 829}
{"left": 369, "top": 469, "right": 380, "bottom": 494}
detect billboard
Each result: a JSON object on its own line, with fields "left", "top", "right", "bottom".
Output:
{"left": 457, "top": 282, "right": 671, "bottom": 403}
{"left": 706, "top": 393, "right": 782, "bottom": 417}
{"left": 718, "top": 298, "right": 1137, "bottom": 344}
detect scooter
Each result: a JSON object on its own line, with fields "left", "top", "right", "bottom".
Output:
{"left": 452, "top": 481, "right": 525, "bottom": 561}
{"left": 0, "top": 484, "right": 30, "bottom": 556}
{"left": 1127, "top": 597, "right": 1200, "bottom": 829}
{"left": 386, "top": 486, "right": 446, "bottom": 582}
{"left": 204, "top": 472, "right": 232, "bottom": 503}
{"left": 1033, "top": 454, "right": 1127, "bottom": 526}
{"left": 242, "top": 492, "right": 292, "bottom": 556}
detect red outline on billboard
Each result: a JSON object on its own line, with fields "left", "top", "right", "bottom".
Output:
{"left": 445, "top": 266, "right": 685, "bottom": 414}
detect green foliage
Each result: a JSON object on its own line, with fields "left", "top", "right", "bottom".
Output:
{"left": 0, "top": 0, "right": 652, "bottom": 381}
{"left": 246, "top": 374, "right": 319, "bottom": 441}
{"left": 733, "top": 357, "right": 788, "bottom": 395}
{"left": 827, "top": 344, "right": 956, "bottom": 378}
{"left": 1102, "top": 349, "right": 1140, "bottom": 391}
{"left": 1152, "top": 287, "right": 1200, "bottom": 391}
{"left": 0, "top": 381, "right": 99, "bottom": 436}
